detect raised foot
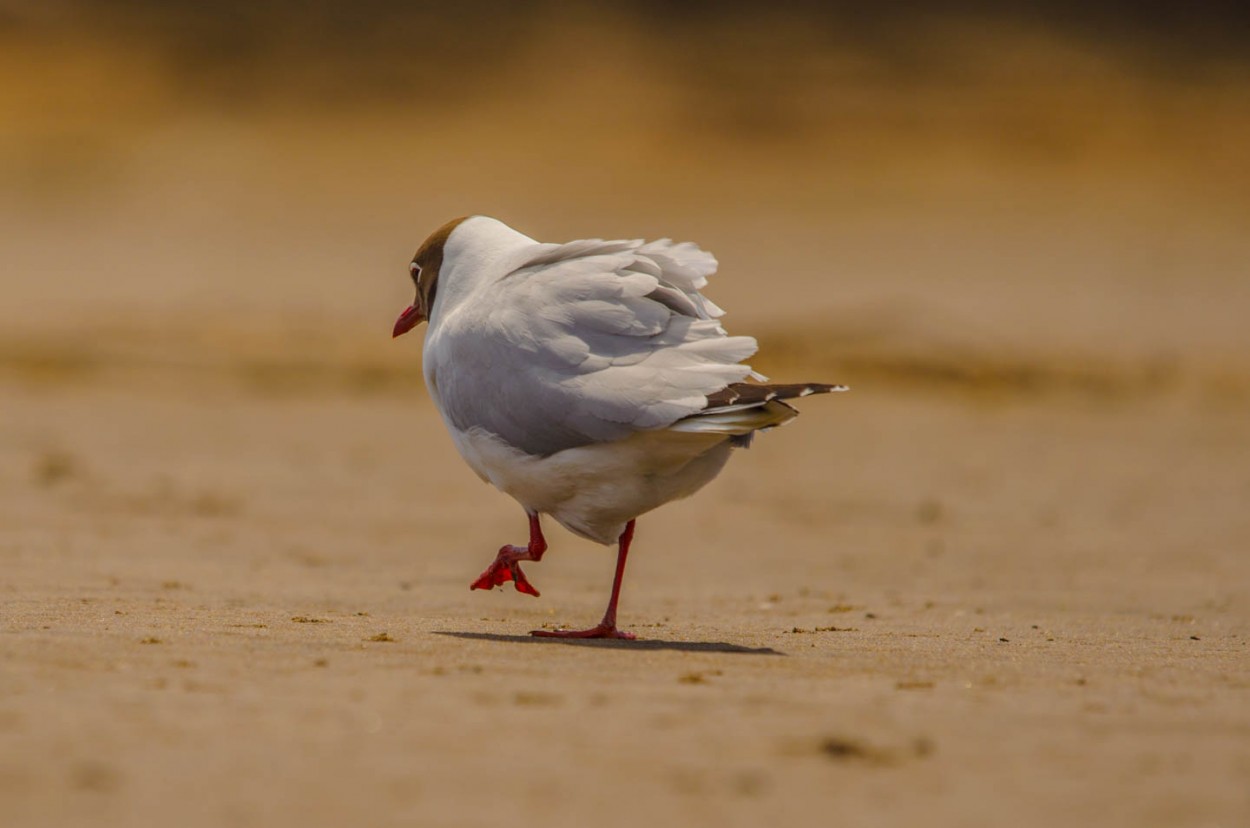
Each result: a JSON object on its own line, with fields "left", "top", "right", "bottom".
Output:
{"left": 470, "top": 548, "right": 540, "bottom": 597}
{"left": 530, "top": 624, "right": 636, "bottom": 640}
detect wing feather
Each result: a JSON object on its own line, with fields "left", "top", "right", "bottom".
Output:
{"left": 427, "top": 237, "right": 757, "bottom": 455}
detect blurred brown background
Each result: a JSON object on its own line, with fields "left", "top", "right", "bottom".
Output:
{"left": 3, "top": 0, "right": 1248, "bottom": 380}
{"left": 2, "top": 4, "right": 1248, "bottom": 828}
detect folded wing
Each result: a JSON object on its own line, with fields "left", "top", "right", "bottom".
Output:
{"left": 429, "top": 238, "right": 760, "bottom": 456}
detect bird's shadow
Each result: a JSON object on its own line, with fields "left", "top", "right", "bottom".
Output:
{"left": 436, "top": 630, "right": 784, "bottom": 655}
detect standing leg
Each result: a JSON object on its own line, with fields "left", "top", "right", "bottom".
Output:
{"left": 532, "top": 520, "right": 637, "bottom": 640}
{"left": 470, "top": 512, "right": 547, "bottom": 596}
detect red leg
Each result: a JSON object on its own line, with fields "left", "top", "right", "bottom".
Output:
{"left": 470, "top": 512, "right": 547, "bottom": 597}
{"left": 532, "top": 520, "right": 637, "bottom": 640}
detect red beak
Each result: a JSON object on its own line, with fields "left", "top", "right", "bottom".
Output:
{"left": 392, "top": 304, "right": 425, "bottom": 338}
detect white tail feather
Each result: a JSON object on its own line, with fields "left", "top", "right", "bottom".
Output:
{"left": 666, "top": 400, "right": 798, "bottom": 436}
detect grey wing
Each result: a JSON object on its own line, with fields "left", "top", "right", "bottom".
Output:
{"left": 429, "top": 238, "right": 760, "bottom": 456}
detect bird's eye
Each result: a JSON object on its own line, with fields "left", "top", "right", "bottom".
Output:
{"left": 409, "top": 262, "right": 421, "bottom": 275}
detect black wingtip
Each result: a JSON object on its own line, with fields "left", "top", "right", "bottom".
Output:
{"left": 703, "top": 381, "right": 848, "bottom": 410}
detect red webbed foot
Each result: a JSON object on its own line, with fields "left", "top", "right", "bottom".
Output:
{"left": 470, "top": 548, "right": 540, "bottom": 597}
{"left": 531, "top": 624, "right": 636, "bottom": 640}
{"left": 469, "top": 514, "right": 548, "bottom": 597}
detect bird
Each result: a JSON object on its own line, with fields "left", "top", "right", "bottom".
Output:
{"left": 392, "top": 216, "right": 845, "bottom": 639}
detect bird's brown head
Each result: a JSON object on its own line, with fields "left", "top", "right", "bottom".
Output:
{"left": 393, "top": 216, "right": 469, "bottom": 338}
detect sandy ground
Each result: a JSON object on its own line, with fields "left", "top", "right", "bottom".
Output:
{"left": 2, "top": 368, "right": 1247, "bottom": 828}
{"left": 3, "top": 9, "right": 1250, "bottom": 826}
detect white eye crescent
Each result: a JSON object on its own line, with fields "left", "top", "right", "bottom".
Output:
{"left": 409, "top": 262, "right": 420, "bottom": 274}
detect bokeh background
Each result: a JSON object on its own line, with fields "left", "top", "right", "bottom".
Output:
{"left": 3, "top": 0, "right": 1248, "bottom": 388}
{"left": 2, "top": 3, "right": 1249, "bottom": 828}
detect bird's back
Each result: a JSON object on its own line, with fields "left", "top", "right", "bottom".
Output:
{"left": 424, "top": 227, "right": 760, "bottom": 458}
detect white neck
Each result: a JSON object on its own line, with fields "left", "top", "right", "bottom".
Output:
{"left": 428, "top": 217, "right": 547, "bottom": 326}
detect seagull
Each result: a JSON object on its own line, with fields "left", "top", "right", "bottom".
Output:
{"left": 393, "top": 217, "right": 845, "bottom": 639}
